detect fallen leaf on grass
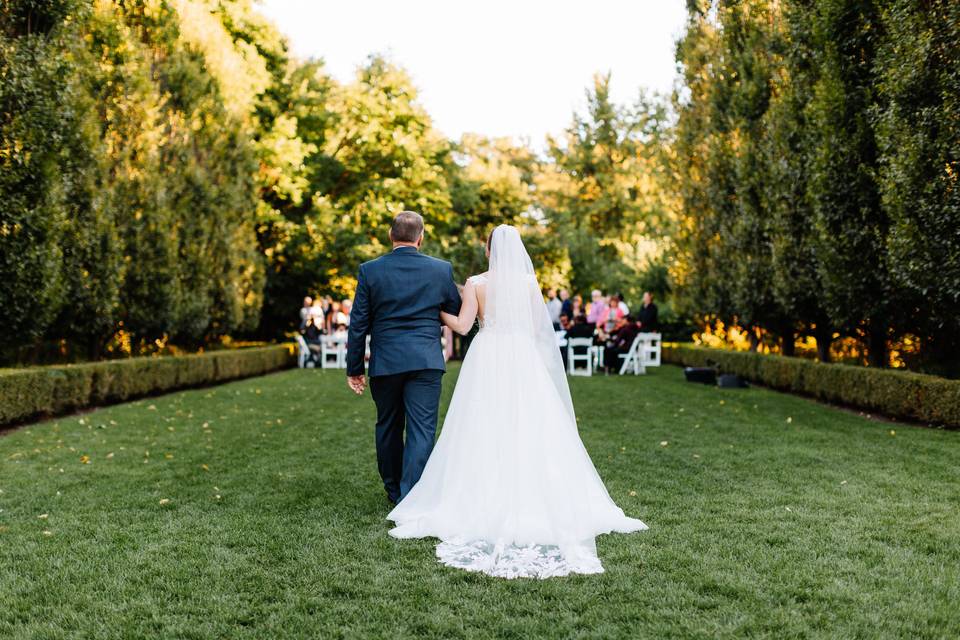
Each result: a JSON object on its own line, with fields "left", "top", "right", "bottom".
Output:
{"left": 159, "top": 498, "right": 171, "bottom": 506}
{"left": 660, "top": 441, "right": 669, "bottom": 447}
{"left": 889, "top": 430, "right": 896, "bottom": 436}
{"left": 37, "top": 513, "right": 48, "bottom": 519}
{"left": 106, "top": 452, "right": 114, "bottom": 459}
{"left": 786, "top": 417, "right": 793, "bottom": 424}
{"left": 42, "top": 530, "right": 53, "bottom": 536}
{"left": 79, "top": 455, "right": 90, "bottom": 464}
{"left": 629, "top": 491, "right": 637, "bottom": 497}
{"left": 201, "top": 464, "right": 209, "bottom": 471}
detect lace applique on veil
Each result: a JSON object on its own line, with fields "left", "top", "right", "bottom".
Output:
{"left": 436, "top": 539, "right": 603, "bottom": 579}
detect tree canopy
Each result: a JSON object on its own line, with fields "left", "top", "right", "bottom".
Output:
{"left": 2, "top": 0, "right": 957, "bottom": 374}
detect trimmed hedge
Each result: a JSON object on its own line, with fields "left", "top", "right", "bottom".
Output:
{"left": 663, "top": 344, "right": 960, "bottom": 428}
{"left": 0, "top": 345, "right": 295, "bottom": 427}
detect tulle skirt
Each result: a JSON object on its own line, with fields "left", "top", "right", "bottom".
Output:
{"left": 387, "top": 326, "right": 647, "bottom": 579}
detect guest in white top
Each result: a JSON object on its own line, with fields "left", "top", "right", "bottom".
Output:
{"left": 309, "top": 299, "right": 325, "bottom": 323}
{"left": 299, "top": 296, "right": 313, "bottom": 329}
{"left": 336, "top": 299, "right": 352, "bottom": 326}
{"left": 545, "top": 288, "right": 562, "bottom": 329}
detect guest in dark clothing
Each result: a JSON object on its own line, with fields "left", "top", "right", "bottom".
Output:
{"left": 302, "top": 316, "right": 324, "bottom": 357}
{"left": 637, "top": 292, "right": 659, "bottom": 331}
{"left": 559, "top": 289, "right": 573, "bottom": 320}
{"left": 562, "top": 314, "right": 597, "bottom": 370}
{"left": 604, "top": 315, "right": 640, "bottom": 373}
{"left": 566, "top": 314, "right": 596, "bottom": 342}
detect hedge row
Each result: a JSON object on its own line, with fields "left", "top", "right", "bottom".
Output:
{"left": 0, "top": 345, "right": 295, "bottom": 427}
{"left": 662, "top": 344, "right": 960, "bottom": 428}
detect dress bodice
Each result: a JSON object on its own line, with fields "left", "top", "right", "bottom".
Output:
{"left": 467, "top": 274, "right": 488, "bottom": 327}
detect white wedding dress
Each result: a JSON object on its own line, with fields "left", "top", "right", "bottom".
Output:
{"left": 387, "top": 225, "right": 647, "bottom": 579}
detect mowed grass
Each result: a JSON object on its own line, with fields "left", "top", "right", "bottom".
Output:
{"left": 1, "top": 364, "right": 958, "bottom": 639}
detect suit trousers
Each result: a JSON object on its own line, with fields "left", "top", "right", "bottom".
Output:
{"left": 369, "top": 369, "right": 443, "bottom": 502}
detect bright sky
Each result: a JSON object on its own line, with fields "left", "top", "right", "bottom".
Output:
{"left": 256, "top": 0, "right": 687, "bottom": 146}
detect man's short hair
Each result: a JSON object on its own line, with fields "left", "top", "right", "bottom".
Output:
{"left": 391, "top": 211, "right": 424, "bottom": 243}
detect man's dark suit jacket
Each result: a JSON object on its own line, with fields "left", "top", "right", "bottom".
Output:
{"left": 346, "top": 246, "right": 462, "bottom": 377}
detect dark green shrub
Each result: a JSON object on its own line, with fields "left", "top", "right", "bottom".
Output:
{"left": 663, "top": 344, "right": 960, "bottom": 428}
{"left": 0, "top": 345, "right": 294, "bottom": 427}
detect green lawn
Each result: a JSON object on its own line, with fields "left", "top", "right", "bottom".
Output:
{"left": 1, "top": 365, "right": 957, "bottom": 639}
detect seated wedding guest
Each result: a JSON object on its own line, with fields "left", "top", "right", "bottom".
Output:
{"left": 559, "top": 312, "right": 572, "bottom": 331}
{"left": 604, "top": 314, "right": 639, "bottom": 373}
{"left": 563, "top": 314, "right": 597, "bottom": 370}
{"left": 325, "top": 298, "right": 338, "bottom": 333}
{"left": 637, "top": 291, "right": 659, "bottom": 331}
{"left": 603, "top": 295, "right": 625, "bottom": 332}
{"left": 299, "top": 296, "right": 313, "bottom": 329}
{"left": 567, "top": 314, "right": 596, "bottom": 341}
{"left": 616, "top": 291, "right": 630, "bottom": 316}
{"left": 336, "top": 299, "right": 352, "bottom": 327}
{"left": 586, "top": 289, "right": 606, "bottom": 326}
{"left": 570, "top": 294, "right": 584, "bottom": 318}
{"left": 545, "top": 288, "right": 562, "bottom": 330}
{"left": 559, "top": 289, "right": 573, "bottom": 319}
{"left": 309, "top": 297, "right": 325, "bottom": 324}
{"left": 332, "top": 322, "right": 349, "bottom": 341}
{"left": 301, "top": 315, "right": 324, "bottom": 354}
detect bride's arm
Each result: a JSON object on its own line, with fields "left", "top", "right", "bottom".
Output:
{"left": 441, "top": 280, "right": 478, "bottom": 335}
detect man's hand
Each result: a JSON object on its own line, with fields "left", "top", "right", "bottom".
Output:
{"left": 347, "top": 375, "right": 366, "bottom": 395}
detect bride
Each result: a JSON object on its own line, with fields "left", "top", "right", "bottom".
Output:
{"left": 387, "top": 224, "right": 647, "bottom": 579}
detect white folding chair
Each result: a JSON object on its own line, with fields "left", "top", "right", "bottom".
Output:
{"left": 337, "top": 336, "right": 351, "bottom": 369}
{"left": 592, "top": 345, "right": 605, "bottom": 370}
{"left": 295, "top": 335, "right": 311, "bottom": 368}
{"left": 618, "top": 335, "right": 645, "bottom": 375}
{"left": 567, "top": 338, "right": 594, "bottom": 376}
{"left": 321, "top": 336, "right": 344, "bottom": 369}
{"left": 638, "top": 332, "right": 662, "bottom": 369}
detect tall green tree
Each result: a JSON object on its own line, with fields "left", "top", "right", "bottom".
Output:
{"left": 256, "top": 56, "right": 454, "bottom": 335}
{"left": 0, "top": 0, "right": 78, "bottom": 352}
{"left": 875, "top": 0, "right": 960, "bottom": 373}
{"left": 541, "top": 74, "right": 674, "bottom": 303}
{"left": 763, "top": 0, "right": 834, "bottom": 361}
{"left": 807, "top": 0, "right": 892, "bottom": 366}
{"left": 672, "top": 2, "right": 741, "bottom": 329}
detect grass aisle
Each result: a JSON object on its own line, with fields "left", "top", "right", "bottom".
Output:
{"left": 1, "top": 365, "right": 957, "bottom": 639}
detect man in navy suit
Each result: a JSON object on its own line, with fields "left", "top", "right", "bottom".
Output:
{"left": 346, "top": 211, "right": 462, "bottom": 505}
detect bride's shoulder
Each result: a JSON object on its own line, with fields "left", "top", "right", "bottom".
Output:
{"left": 466, "top": 272, "right": 489, "bottom": 285}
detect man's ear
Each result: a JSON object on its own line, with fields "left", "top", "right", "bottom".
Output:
{"left": 416, "top": 232, "right": 424, "bottom": 248}
{"left": 388, "top": 229, "right": 395, "bottom": 244}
